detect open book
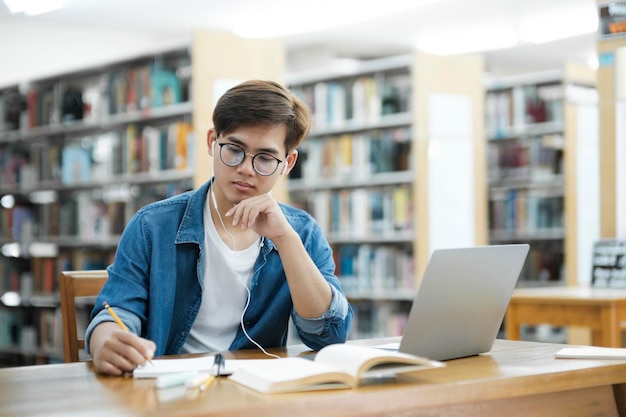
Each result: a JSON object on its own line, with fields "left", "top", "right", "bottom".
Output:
{"left": 228, "top": 343, "right": 444, "bottom": 394}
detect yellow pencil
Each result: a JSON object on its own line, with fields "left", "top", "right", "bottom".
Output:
{"left": 103, "top": 302, "right": 129, "bottom": 331}
{"left": 199, "top": 375, "right": 216, "bottom": 391}
{"left": 103, "top": 301, "right": 152, "bottom": 365}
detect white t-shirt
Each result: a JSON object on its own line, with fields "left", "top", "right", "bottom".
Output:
{"left": 181, "top": 192, "right": 261, "bottom": 353}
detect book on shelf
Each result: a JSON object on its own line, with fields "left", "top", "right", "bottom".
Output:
{"left": 350, "top": 303, "right": 411, "bottom": 340}
{"left": 312, "top": 82, "right": 329, "bottom": 129}
{"left": 40, "top": 308, "right": 63, "bottom": 354}
{"left": 301, "top": 129, "right": 411, "bottom": 183}
{"left": 81, "top": 75, "right": 106, "bottom": 122}
{"left": 31, "top": 257, "right": 56, "bottom": 293}
{"left": 489, "top": 187, "right": 564, "bottom": 234}
{"left": 152, "top": 61, "right": 186, "bottom": 107}
{"left": 61, "top": 144, "right": 91, "bottom": 184}
{"left": 228, "top": 343, "right": 443, "bottom": 394}
{"left": 26, "top": 88, "right": 38, "bottom": 129}
{"left": 327, "top": 82, "right": 347, "bottom": 127}
{"left": 351, "top": 76, "right": 381, "bottom": 123}
{"left": 171, "top": 121, "right": 192, "bottom": 170}
{"left": 11, "top": 206, "right": 34, "bottom": 242}
{"left": 321, "top": 186, "right": 412, "bottom": 239}
{"left": 0, "top": 309, "right": 22, "bottom": 349}
{"left": 0, "top": 94, "right": 5, "bottom": 132}
{"left": 337, "top": 244, "right": 415, "bottom": 294}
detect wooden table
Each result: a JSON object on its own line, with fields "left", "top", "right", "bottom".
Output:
{"left": 506, "top": 287, "right": 626, "bottom": 347}
{"left": 2, "top": 338, "right": 626, "bottom": 417}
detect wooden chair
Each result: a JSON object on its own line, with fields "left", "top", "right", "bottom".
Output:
{"left": 59, "top": 270, "right": 108, "bottom": 363}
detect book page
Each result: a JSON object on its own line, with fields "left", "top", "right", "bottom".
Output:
{"left": 314, "top": 343, "right": 442, "bottom": 379}
{"left": 228, "top": 357, "right": 356, "bottom": 393}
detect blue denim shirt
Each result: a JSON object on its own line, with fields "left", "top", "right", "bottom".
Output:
{"left": 85, "top": 179, "right": 352, "bottom": 355}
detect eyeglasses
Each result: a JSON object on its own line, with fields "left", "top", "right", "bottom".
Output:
{"left": 215, "top": 138, "right": 286, "bottom": 176}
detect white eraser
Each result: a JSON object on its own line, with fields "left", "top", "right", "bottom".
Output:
{"left": 155, "top": 371, "right": 198, "bottom": 389}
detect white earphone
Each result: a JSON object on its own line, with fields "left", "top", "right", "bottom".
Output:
{"left": 211, "top": 140, "right": 217, "bottom": 174}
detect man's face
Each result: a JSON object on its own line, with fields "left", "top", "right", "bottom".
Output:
{"left": 210, "top": 123, "right": 289, "bottom": 206}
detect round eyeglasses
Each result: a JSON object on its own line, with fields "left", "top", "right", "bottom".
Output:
{"left": 216, "top": 139, "right": 286, "bottom": 176}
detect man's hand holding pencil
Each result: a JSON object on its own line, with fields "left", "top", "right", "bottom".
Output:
{"left": 89, "top": 302, "right": 156, "bottom": 376}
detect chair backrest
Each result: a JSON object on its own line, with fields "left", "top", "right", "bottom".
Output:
{"left": 59, "top": 270, "right": 108, "bottom": 363}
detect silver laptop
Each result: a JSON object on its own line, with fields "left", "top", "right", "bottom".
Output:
{"left": 397, "top": 244, "right": 530, "bottom": 361}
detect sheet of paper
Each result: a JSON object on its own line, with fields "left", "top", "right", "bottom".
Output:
{"left": 133, "top": 355, "right": 267, "bottom": 378}
{"left": 555, "top": 347, "right": 626, "bottom": 359}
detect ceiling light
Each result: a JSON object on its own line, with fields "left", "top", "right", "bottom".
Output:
{"left": 518, "top": 6, "right": 598, "bottom": 44}
{"left": 0, "top": 291, "right": 21, "bottom": 307}
{"left": 0, "top": 194, "right": 15, "bottom": 209}
{"left": 1, "top": 243, "right": 21, "bottom": 258}
{"left": 3, "top": 0, "right": 66, "bottom": 15}
{"left": 587, "top": 56, "right": 599, "bottom": 71}
{"left": 233, "top": 0, "right": 443, "bottom": 38}
{"left": 416, "top": 27, "right": 519, "bottom": 56}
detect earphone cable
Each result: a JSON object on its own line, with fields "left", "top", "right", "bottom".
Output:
{"left": 211, "top": 188, "right": 280, "bottom": 359}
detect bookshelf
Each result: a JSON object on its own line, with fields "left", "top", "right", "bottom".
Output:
{"left": 0, "top": 46, "right": 194, "bottom": 366}
{"left": 485, "top": 63, "right": 598, "bottom": 289}
{"left": 0, "top": 30, "right": 284, "bottom": 366}
{"left": 286, "top": 52, "right": 485, "bottom": 339}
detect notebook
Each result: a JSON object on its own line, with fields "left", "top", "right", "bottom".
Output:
{"left": 394, "top": 244, "right": 530, "bottom": 361}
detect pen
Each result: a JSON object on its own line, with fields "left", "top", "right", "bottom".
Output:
{"left": 103, "top": 301, "right": 153, "bottom": 366}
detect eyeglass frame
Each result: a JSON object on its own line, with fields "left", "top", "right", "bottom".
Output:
{"left": 214, "top": 136, "right": 288, "bottom": 176}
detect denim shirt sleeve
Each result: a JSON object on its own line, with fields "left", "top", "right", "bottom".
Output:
{"left": 85, "top": 308, "right": 142, "bottom": 355}
{"left": 292, "top": 284, "right": 349, "bottom": 334}
{"left": 284, "top": 207, "right": 353, "bottom": 349}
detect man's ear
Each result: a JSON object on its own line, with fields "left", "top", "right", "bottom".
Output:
{"left": 282, "top": 149, "right": 298, "bottom": 176}
{"left": 207, "top": 130, "right": 217, "bottom": 156}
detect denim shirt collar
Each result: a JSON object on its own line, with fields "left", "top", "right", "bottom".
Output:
{"left": 175, "top": 178, "right": 276, "bottom": 255}
{"left": 175, "top": 179, "right": 212, "bottom": 246}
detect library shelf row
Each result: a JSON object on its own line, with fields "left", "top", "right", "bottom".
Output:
{"left": 350, "top": 298, "right": 412, "bottom": 340}
{"left": 489, "top": 228, "right": 565, "bottom": 242}
{"left": 286, "top": 51, "right": 487, "bottom": 340}
{"left": 288, "top": 170, "right": 413, "bottom": 192}
{"left": 485, "top": 63, "right": 597, "bottom": 287}
{"left": 0, "top": 168, "right": 194, "bottom": 196}
{"left": 0, "top": 101, "right": 193, "bottom": 144}
{"left": 0, "top": 294, "right": 98, "bottom": 366}
{"left": 0, "top": 30, "right": 289, "bottom": 366}
{"left": 0, "top": 47, "right": 194, "bottom": 367}
{"left": 1, "top": 119, "right": 194, "bottom": 192}
{"left": 287, "top": 54, "right": 416, "bottom": 340}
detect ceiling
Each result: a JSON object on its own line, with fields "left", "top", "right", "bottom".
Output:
{"left": 0, "top": 0, "right": 600, "bottom": 76}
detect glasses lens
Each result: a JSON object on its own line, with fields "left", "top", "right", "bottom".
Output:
{"left": 220, "top": 143, "right": 244, "bottom": 166}
{"left": 253, "top": 154, "right": 280, "bottom": 176}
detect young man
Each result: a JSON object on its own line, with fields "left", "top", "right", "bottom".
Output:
{"left": 87, "top": 80, "right": 353, "bottom": 376}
